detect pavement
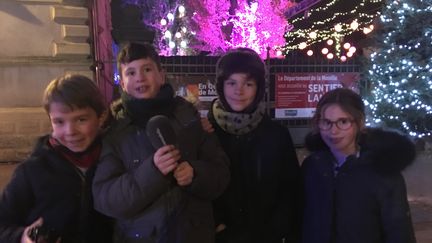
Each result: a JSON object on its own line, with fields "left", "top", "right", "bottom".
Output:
{"left": 411, "top": 200, "right": 432, "bottom": 243}
{"left": 1, "top": 161, "right": 432, "bottom": 242}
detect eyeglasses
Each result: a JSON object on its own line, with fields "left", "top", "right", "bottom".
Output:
{"left": 318, "top": 118, "right": 354, "bottom": 131}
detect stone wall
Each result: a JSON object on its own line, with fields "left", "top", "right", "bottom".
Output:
{"left": 0, "top": 0, "right": 92, "bottom": 162}
{"left": 0, "top": 108, "right": 51, "bottom": 161}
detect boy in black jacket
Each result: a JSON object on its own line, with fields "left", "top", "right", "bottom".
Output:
{"left": 0, "top": 74, "right": 113, "bottom": 243}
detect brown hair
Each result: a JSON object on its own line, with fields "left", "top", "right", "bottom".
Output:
{"left": 117, "top": 42, "right": 162, "bottom": 78}
{"left": 312, "top": 88, "right": 365, "bottom": 133}
{"left": 43, "top": 74, "right": 106, "bottom": 117}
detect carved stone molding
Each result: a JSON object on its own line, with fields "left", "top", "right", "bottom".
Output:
{"left": 51, "top": 5, "right": 88, "bottom": 25}
{"left": 15, "top": 0, "right": 85, "bottom": 6}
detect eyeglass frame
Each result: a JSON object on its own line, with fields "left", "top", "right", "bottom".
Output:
{"left": 317, "top": 118, "right": 355, "bottom": 131}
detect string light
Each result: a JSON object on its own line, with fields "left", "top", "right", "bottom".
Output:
{"left": 322, "top": 48, "right": 329, "bottom": 54}
{"left": 281, "top": 0, "right": 384, "bottom": 59}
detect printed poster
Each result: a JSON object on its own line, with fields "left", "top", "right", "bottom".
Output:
{"left": 167, "top": 75, "right": 217, "bottom": 117}
{"left": 274, "top": 73, "right": 359, "bottom": 118}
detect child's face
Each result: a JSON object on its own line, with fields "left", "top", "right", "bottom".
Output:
{"left": 49, "top": 102, "right": 103, "bottom": 152}
{"left": 223, "top": 73, "right": 257, "bottom": 112}
{"left": 120, "top": 58, "right": 165, "bottom": 99}
{"left": 319, "top": 104, "right": 358, "bottom": 156}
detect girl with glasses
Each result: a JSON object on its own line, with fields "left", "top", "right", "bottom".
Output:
{"left": 302, "top": 88, "right": 416, "bottom": 243}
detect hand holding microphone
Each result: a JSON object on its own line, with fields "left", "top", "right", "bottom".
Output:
{"left": 147, "top": 115, "right": 194, "bottom": 185}
{"left": 174, "top": 161, "right": 194, "bottom": 186}
{"left": 152, "top": 145, "right": 180, "bottom": 175}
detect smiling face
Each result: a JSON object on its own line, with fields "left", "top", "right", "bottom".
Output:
{"left": 49, "top": 102, "right": 103, "bottom": 152}
{"left": 120, "top": 58, "right": 165, "bottom": 99}
{"left": 319, "top": 104, "right": 359, "bottom": 157}
{"left": 223, "top": 73, "right": 257, "bottom": 112}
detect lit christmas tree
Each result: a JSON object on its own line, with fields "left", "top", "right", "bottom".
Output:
{"left": 363, "top": 0, "right": 432, "bottom": 138}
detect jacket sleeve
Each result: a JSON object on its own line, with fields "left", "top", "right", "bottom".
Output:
{"left": 183, "top": 125, "right": 230, "bottom": 201}
{"left": 269, "top": 125, "right": 302, "bottom": 242}
{"left": 0, "top": 164, "right": 33, "bottom": 242}
{"left": 92, "top": 138, "right": 173, "bottom": 219}
{"left": 379, "top": 174, "right": 416, "bottom": 243}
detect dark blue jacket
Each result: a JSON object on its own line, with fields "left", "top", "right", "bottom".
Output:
{"left": 302, "top": 128, "right": 416, "bottom": 243}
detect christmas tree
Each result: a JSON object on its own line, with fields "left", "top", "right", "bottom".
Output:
{"left": 363, "top": 0, "right": 432, "bottom": 138}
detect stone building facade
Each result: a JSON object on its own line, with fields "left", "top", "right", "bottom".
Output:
{"left": 0, "top": 0, "right": 97, "bottom": 162}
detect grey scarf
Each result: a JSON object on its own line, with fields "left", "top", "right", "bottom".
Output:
{"left": 212, "top": 100, "right": 265, "bottom": 135}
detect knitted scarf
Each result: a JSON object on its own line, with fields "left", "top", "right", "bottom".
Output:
{"left": 121, "top": 83, "right": 176, "bottom": 127}
{"left": 49, "top": 136, "right": 102, "bottom": 169}
{"left": 212, "top": 99, "right": 265, "bottom": 135}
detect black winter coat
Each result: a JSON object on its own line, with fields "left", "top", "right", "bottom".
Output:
{"left": 209, "top": 110, "right": 301, "bottom": 243}
{"left": 302, "top": 128, "right": 416, "bottom": 243}
{"left": 0, "top": 135, "right": 113, "bottom": 243}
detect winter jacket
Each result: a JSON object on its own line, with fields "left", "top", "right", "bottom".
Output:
{"left": 0, "top": 135, "right": 113, "bottom": 243}
{"left": 302, "top": 128, "right": 416, "bottom": 243}
{"left": 92, "top": 97, "right": 230, "bottom": 243}
{"left": 208, "top": 110, "right": 301, "bottom": 243}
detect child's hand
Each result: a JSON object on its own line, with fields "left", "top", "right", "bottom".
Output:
{"left": 200, "top": 117, "right": 214, "bottom": 133}
{"left": 153, "top": 145, "right": 180, "bottom": 175}
{"left": 21, "top": 217, "right": 43, "bottom": 243}
{"left": 174, "top": 162, "right": 194, "bottom": 186}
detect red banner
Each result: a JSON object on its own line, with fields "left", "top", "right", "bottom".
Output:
{"left": 275, "top": 73, "right": 359, "bottom": 118}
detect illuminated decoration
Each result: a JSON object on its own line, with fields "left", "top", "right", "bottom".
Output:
{"left": 363, "top": 24, "right": 374, "bottom": 34}
{"left": 124, "top": 0, "right": 293, "bottom": 57}
{"left": 186, "top": 0, "right": 231, "bottom": 54}
{"left": 321, "top": 47, "right": 329, "bottom": 55}
{"left": 284, "top": 0, "right": 322, "bottom": 19}
{"left": 276, "top": 50, "right": 284, "bottom": 57}
{"left": 188, "top": 0, "right": 293, "bottom": 58}
{"left": 226, "top": 0, "right": 294, "bottom": 58}
{"left": 363, "top": 0, "right": 432, "bottom": 138}
{"left": 157, "top": 3, "right": 194, "bottom": 56}
{"left": 281, "top": 0, "right": 384, "bottom": 60}
{"left": 123, "top": 0, "right": 195, "bottom": 55}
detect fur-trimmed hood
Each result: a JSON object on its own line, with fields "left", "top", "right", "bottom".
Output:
{"left": 305, "top": 127, "right": 416, "bottom": 173}
{"left": 110, "top": 98, "right": 123, "bottom": 118}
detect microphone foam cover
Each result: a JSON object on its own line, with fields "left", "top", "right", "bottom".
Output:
{"left": 146, "top": 115, "right": 177, "bottom": 149}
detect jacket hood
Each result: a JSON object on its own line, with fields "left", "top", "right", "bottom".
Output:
{"left": 305, "top": 127, "right": 416, "bottom": 173}
{"left": 110, "top": 98, "right": 123, "bottom": 118}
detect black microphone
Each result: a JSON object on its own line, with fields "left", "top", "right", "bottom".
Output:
{"left": 146, "top": 115, "right": 177, "bottom": 150}
{"left": 146, "top": 115, "right": 180, "bottom": 184}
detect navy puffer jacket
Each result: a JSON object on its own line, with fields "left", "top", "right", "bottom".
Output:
{"left": 302, "top": 128, "right": 416, "bottom": 243}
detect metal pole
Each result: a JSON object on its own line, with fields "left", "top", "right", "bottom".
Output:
{"left": 265, "top": 46, "right": 271, "bottom": 115}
